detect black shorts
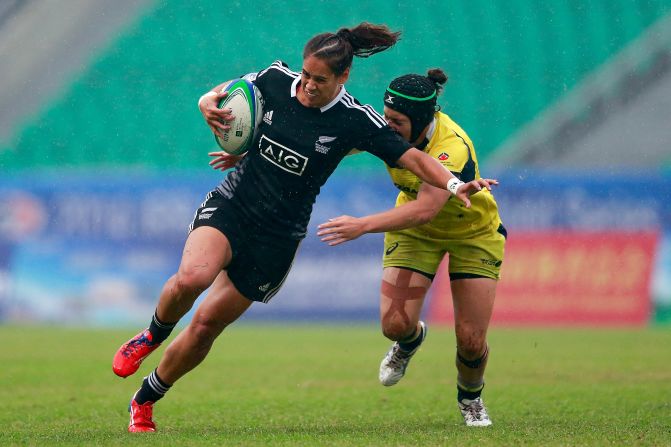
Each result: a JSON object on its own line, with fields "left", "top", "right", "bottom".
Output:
{"left": 189, "top": 190, "right": 301, "bottom": 303}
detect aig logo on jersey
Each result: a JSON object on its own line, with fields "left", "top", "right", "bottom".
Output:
{"left": 259, "top": 135, "right": 308, "bottom": 176}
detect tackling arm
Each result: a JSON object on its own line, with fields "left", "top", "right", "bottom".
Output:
{"left": 316, "top": 183, "right": 449, "bottom": 246}
{"left": 397, "top": 148, "right": 498, "bottom": 208}
{"left": 397, "top": 148, "right": 454, "bottom": 190}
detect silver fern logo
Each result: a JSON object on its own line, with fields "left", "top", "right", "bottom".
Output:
{"left": 315, "top": 136, "right": 336, "bottom": 154}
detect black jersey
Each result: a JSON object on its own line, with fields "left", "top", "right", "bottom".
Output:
{"left": 216, "top": 61, "right": 411, "bottom": 240}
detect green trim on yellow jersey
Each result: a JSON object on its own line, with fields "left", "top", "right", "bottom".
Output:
{"left": 385, "top": 111, "right": 502, "bottom": 240}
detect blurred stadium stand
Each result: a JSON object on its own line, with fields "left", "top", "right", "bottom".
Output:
{"left": 489, "top": 12, "right": 671, "bottom": 168}
{"left": 0, "top": 0, "right": 22, "bottom": 25}
{"left": 0, "top": 0, "right": 153, "bottom": 142}
{"left": 1, "top": 1, "right": 669, "bottom": 169}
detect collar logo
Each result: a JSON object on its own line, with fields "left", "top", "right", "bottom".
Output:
{"left": 438, "top": 152, "right": 449, "bottom": 161}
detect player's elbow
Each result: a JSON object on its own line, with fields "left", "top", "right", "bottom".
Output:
{"left": 414, "top": 206, "right": 440, "bottom": 225}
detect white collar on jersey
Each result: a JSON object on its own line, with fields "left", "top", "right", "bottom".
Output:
{"left": 291, "top": 77, "right": 347, "bottom": 112}
{"left": 425, "top": 117, "right": 437, "bottom": 141}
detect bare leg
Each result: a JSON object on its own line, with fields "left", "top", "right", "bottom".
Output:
{"left": 125, "top": 269, "right": 251, "bottom": 433}
{"left": 156, "top": 226, "right": 234, "bottom": 323}
{"left": 377, "top": 267, "right": 430, "bottom": 386}
{"left": 157, "top": 270, "right": 252, "bottom": 384}
{"left": 379, "top": 267, "right": 429, "bottom": 341}
{"left": 451, "top": 278, "right": 497, "bottom": 391}
{"left": 113, "top": 226, "right": 235, "bottom": 379}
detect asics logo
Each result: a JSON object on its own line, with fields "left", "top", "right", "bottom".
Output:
{"left": 480, "top": 258, "right": 503, "bottom": 267}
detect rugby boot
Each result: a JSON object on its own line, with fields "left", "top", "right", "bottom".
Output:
{"left": 458, "top": 397, "right": 492, "bottom": 427}
{"left": 128, "top": 397, "right": 156, "bottom": 432}
{"left": 113, "top": 329, "right": 160, "bottom": 378}
{"left": 379, "top": 321, "right": 427, "bottom": 386}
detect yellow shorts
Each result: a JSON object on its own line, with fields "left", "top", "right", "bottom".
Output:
{"left": 382, "top": 224, "right": 506, "bottom": 280}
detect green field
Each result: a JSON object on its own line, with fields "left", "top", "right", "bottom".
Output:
{"left": 1, "top": 324, "right": 669, "bottom": 446}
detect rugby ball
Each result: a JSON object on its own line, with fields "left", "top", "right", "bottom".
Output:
{"left": 215, "top": 79, "right": 263, "bottom": 155}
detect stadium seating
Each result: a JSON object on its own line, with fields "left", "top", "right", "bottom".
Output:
{"left": 1, "top": 0, "right": 669, "bottom": 169}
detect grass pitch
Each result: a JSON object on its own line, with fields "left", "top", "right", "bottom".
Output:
{"left": 0, "top": 324, "right": 669, "bottom": 446}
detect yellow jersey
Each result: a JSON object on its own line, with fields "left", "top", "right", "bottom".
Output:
{"left": 385, "top": 111, "right": 502, "bottom": 240}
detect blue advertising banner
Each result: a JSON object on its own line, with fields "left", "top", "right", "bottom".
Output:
{"left": 0, "top": 168, "right": 669, "bottom": 325}
{"left": 0, "top": 170, "right": 398, "bottom": 325}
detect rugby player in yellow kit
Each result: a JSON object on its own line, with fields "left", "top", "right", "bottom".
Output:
{"left": 318, "top": 69, "right": 505, "bottom": 427}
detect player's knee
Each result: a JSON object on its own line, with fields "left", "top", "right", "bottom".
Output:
{"left": 381, "top": 318, "right": 415, "bottom": 341}
{"left": 174, "top": 268, "right": 214, "bottom": 297}
{"left": 455, "top": 327, "right": 487, "bottom": 359}
{"left": 188, "top": 319, "right": 222, "bottom": 351}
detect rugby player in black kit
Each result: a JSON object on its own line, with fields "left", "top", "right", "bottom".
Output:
{"left": 112, "top": 22, "right": 497, "bottom": 432}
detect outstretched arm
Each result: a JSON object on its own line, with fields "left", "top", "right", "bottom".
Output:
{"left": 397, "top": 148, "right": 497, "bottom": 208}
{"left": 317, "top": 182, "right": 449, "bottom": 246}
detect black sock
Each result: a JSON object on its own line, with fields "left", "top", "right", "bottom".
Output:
{"left": 148, "top": 311, "right": 177, "bottom": 344}
{"left": 457, "top": 383, "right": 484, "bottom": 402}
{"left": 398, "top": 323, "right": 424, "bottom": 352}
{"left": 134, "top": 369, "right": 172, "bottom": 404}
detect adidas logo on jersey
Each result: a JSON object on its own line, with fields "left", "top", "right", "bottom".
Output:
{"left": 258, "top": 282, "right": 271, "bottom": 292}
{"left": 315, "top": 135, "right": 336, "bottom": 154}
{"left": 263, "top": 110, "right": 273, "bottom": 125}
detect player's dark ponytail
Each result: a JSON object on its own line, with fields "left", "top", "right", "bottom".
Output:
{"left": 337, "top": 22, "right": 401, "bottom": 58}
{"left": 426, "top": 68, "right": 448, "bottom": 97}
{"left": 304, "top": 22, "right": 401, "bottom": 76}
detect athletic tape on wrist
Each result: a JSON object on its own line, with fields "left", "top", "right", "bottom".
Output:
{"left": 447, "top": 177, "right": 465, "bottom": 195}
